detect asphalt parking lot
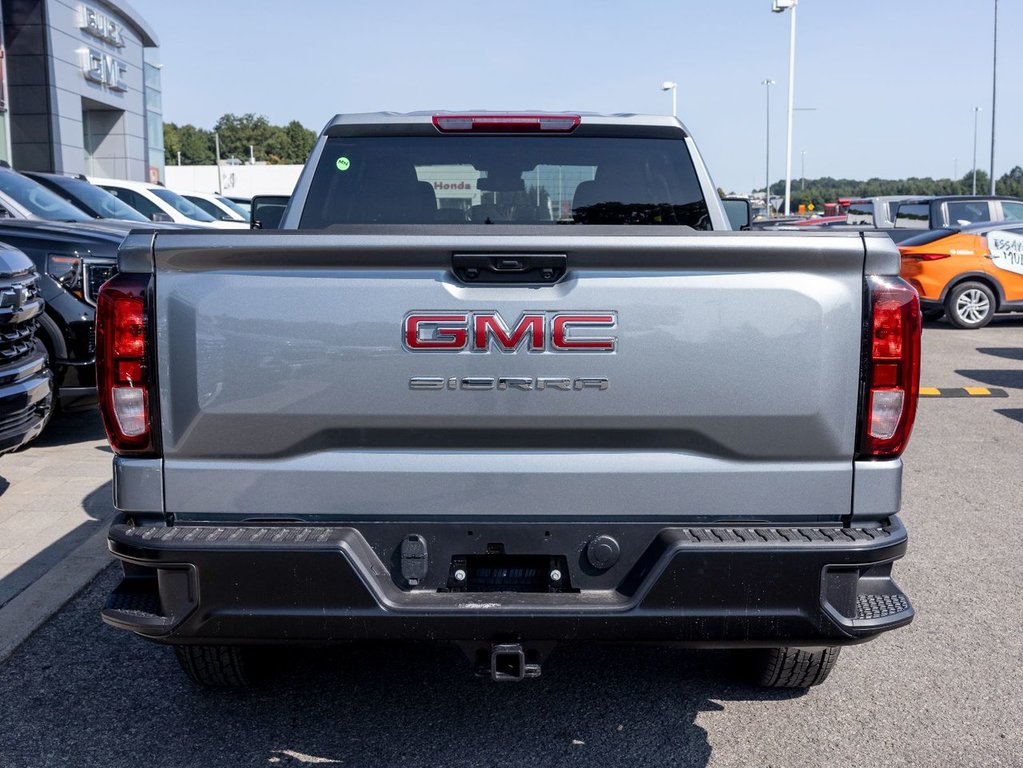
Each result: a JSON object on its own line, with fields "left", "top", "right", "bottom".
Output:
{"left": 0, "top": 317, "right": 1021, "bottom": 768}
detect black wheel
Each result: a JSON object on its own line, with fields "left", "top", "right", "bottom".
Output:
{"left": 944, "top": 281, "right": 995, "bottom": 329}
{"left": 921, "top": 308, "right": 944, "bottom": 321}
{"left": 751, "top": 646, "right": 840, "bottom": 688}
{"left": 174, "top": 645, "right": 256, "bottom": 689}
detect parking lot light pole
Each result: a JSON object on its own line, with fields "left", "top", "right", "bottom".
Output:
{"left": 214, "top": 131, "right": 223, "bottom": 195}
{"left": 772, "top": 0, "right": 798, "bottom": 216}
{"left": 989, "top": 0, "right": 998, "bottom": 195}
{"left": 762, "top": 79, "right": 775, "bottom": 215}
{"left": 972, "top": 106, "right": 982, "bottom": 195}
{"left": 661, "top": 81, "right": 677, "bottom": 118}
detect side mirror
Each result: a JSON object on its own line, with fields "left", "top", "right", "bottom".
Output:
{"left": 250, "top": 194, "right": 290, "bottom": 230}
{"left": 150, "top": 212, "right": 174, "bottom": 223}
{"left": 722, "top": 198, "right": 752, "bottom": 231}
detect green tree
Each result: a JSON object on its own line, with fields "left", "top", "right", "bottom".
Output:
{"left": 998, "top": 166, "right": 1023, "bottom": 197}
{"left": 165, "top": 115, "right": 318, "bottom": 165}
{"left": 960, "top": 170, "right": 990, "bottom": 195}
{"left": 181, "top": 125, "right": 214, "bottom": 165}
{"left": 213, "top": 113, "right": 276, "bottom": 163}
{"left": 282, "top": 120, "right": 316, "bottom": 164}
{"left": 163, "top": 122, "right": 214, "bottom": 165}
{"left": 163, "top": 121, "right": 180, "bottom": 165}
{"left": 769, "top": 168, "right": 1023, "bottom": 212}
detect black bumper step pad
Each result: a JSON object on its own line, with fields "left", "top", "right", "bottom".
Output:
{"left": 856, "top": 592, "right": 911, "bottom": 621}
{"left": 116, "top": 523, "right": 896, "bottom": 549}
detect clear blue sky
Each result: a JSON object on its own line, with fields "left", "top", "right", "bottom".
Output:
{"left": 134, "top": 0, "right": 1021, "bottom": 194}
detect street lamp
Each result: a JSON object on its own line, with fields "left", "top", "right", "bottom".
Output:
{"left": 772, "top": 0, "right": 798, "bottom": 215}
{"left": 989, "top": 0, "right": 999, "bottom": 195}
{"left": 214, "top": 131, "right": 222, "bottom": 194}
{"left": 661, "top": 81, "right": 677, "bottom": 118}
{"left": 972, "top": 106, "right": 982, "bottom": 195}
{"left": 762, "top": 79, "right": 775, "bottom": 215}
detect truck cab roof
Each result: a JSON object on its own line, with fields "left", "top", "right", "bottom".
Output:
{"left": 321, "top": 111, "right": 691, "bottom": 136}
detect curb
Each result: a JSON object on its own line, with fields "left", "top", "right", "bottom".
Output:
{"left": 0, "top": 522, "right": 112, "bottom": 663}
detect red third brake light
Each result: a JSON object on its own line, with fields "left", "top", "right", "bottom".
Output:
{"left": 432, "top": 114, "right": 580, "bottom": 133}
{"left": 858, "top": 276, "right": 921, "bottom": 458}
{"left": 96, "top": 272, "right": 156, "bottom": 455}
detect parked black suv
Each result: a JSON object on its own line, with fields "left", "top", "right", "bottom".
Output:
{"left": 0, "top": 167, "right": 145, "bottom": 410}
{"left": 0, "top": 243, "right": 51, "bottom": 454}
{"left": 0, "top": 219, "right": 127, "bottom": 410}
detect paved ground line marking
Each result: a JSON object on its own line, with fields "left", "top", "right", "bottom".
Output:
{"left": 918, "top": 387, "right": 1009, "bottom": 398}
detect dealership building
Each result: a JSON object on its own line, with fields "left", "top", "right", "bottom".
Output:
{"left": 0, "top": 0, "right": 163, "bottom": 182}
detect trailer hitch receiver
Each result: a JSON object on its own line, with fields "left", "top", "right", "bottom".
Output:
{"left": 490, "top": 643, "right": 541, "bottom": 681}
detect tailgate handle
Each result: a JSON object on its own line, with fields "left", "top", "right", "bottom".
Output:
{"left": 452, "top": 254, "right": 567, "bottom": 284}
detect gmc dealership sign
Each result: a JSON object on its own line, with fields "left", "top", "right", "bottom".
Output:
{"left": 78, "top": 48, "right": 127, "bottom": 92}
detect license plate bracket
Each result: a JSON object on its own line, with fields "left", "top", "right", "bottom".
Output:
{"left": 446, "top": 553, "right": 574, "bottom": 593}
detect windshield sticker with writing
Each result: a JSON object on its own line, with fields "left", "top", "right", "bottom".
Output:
{"left": 987, "top": 231, "right": 1023, "bottom": 276}
{"left": 336, "top": 157, "right": 351, "bottom": 171}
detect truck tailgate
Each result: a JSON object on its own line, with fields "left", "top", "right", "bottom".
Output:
{"left": 151, "top": 231, "right": 866, "bottom": 522}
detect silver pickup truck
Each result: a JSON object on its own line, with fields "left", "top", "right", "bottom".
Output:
{"left": 97, "top": 112, "right": 921, "bottom": 690}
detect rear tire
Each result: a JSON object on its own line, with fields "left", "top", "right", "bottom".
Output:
{"left": 174, "top": 645, "right": 255, "bottom": 689}
{"left": 751, "top": 646, "right": 840, "bottom": 688}
{"left": 944, "top": 281, "right": 995, "bottom": 329}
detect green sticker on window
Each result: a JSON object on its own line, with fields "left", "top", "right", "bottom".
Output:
{"left": 336, "top": 156, "right": 351, "bottom": 171}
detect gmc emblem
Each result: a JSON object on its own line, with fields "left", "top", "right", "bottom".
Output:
{"left": 404, "top": 311, "right": 617, "bottom": 352}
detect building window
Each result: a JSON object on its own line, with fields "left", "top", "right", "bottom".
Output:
{"left": 143, "top": 57, "right": 164, "bottom": 183}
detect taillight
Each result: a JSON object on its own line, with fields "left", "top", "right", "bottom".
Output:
{"left": 858, "top": 276, "right": 921, "bottom": 458}
{"left": 912, "top": 253, "right": 951, "bottom": 261}
{"left": 432, "top": 114, "right": 580, "bottom": 133}
{"left": 96, "top": 273, "right": 156, "bottom": 455}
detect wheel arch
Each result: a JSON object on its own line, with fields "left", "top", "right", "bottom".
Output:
{"left": 36, "top": 309, "right": 69, "bottom": 360}
{"left": 939, "top": 272, "right": 1004, "bottom": 309}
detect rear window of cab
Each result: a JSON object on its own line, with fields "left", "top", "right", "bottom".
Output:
{"left": 846, "top": 201, "right": 874, "bottom": 225}
{"left": 299, "top": 135, "right": 711, "bottom": 229}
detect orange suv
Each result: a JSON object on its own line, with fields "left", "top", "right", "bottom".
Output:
{"left": 899, "top": 222, "right": 1023, "bottom": 328}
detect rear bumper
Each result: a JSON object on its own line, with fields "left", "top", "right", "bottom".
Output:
{"left": 104, "top": 516, "right": 913, "bottom": 647}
